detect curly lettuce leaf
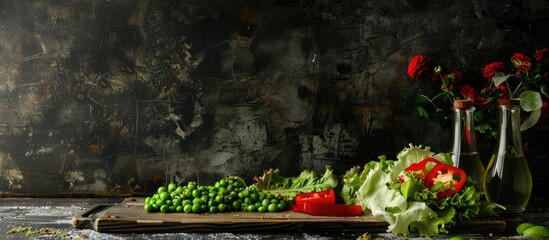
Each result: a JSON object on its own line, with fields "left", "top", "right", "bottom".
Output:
{"left": 341, "top": 166, "right": 367, "bottom": 205}
{"left": 355, "top": 160, "right": 436, "bottom": 236}
{"left": 351, "top": 144, "right": 494, "bottom": 237}
{"left": 341, "top": 156, "right": 392, "bottom": 205}
{"left": 253, "top": 166, "right": 338, "bottom": 197}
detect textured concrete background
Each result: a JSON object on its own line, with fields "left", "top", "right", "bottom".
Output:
{"left": 0, "top": 0, "right": 548, "bottom": 197}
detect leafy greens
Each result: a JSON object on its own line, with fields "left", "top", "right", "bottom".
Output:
{"left": 342, "top": 144, "right": 496, "bottom": 237}
{"left": 253, "top": 165, "right": 338, "bottom": 198}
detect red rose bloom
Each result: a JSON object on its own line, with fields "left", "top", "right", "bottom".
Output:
{"left": 534, "top": 48, "right": 549, "bottom": 62}
{"left": 482, "top": 62, "right": 505, "bottom": 80}
{"left": 407, "top": 55, "right": 431, "bottom": 80}
{"left": 510, "top": 52, "right": 532, "bottom": 72}
{"left": 496, "top": 84, "right": 509, "bottom": 98}
{"left": 460, "top": 85, "right": 489, "bottom": 106}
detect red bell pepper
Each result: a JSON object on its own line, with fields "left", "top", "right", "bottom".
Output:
{"left": 294, "top": 189, "right": 335, "bottom": 210}
{"left": 423, "top": 164, "right": 467, "bottom": 199}
{"left": 399, "top": 157, "right": 444, "bottom": 182}
{"left": 302, "top": 203, "right": 363, "bottom": 217}
{"left": 291, "top": 189, "right": 362, "bottom": 216}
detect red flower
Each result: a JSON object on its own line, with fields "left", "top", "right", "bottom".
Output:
{"left": 460, "top": 85, "right": 489, "bottom": 106}
{"left": 482, "top": 62, "right": 505, "bottom": 80}
{"left": 510, "top": 52, "right": 532, "bottom": 72}
{"left": 407, "top": 55, "right": 431, "bottom": 80}
{"left": 534, "top": 48, "right": 549, "bottom": 62}
{"left": 496, "top": 84, "right": 509, "bottom": 98}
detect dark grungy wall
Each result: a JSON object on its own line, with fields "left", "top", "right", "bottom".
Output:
{"left": 1, "top": 0, "right": 548, "bottom": 196}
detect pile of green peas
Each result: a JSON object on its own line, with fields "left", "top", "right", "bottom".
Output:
{"left": 144, "top": 177, "right": 289, "bottom": 214}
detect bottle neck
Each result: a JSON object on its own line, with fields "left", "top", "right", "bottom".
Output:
{"left": 451, "top": 106, "right": 478, "bottom": 155}
{"left": 496, "top": 104, "right": 524, "bottom": 157}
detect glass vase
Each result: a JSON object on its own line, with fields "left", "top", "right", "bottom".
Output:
{"left": 451, "top": 100, "right": 485, "bottom": 190}
{"left": 483, "top": 100, "right": 532, "bottom": 212}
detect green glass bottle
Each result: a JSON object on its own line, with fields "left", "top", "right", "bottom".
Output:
{"left": 483, "top": 100, "right": 532, "bottom": 212}
{"left": 451, "top": 100, "right": 485, "bottom": 190}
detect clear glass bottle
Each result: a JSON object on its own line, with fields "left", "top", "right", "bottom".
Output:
{"left": 451, "top": 100, "right": 485, "bottom": 190}
{"left": 483, "top": 100, "right": 532, "bottom": 212}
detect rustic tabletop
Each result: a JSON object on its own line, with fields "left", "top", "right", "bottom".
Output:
{"left": 1, "top": 197, "right": 547, "bottom": 240}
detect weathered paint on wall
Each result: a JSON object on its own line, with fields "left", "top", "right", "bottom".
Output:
{"left": 1, "top": 0, "right": 548, "bottom": 197}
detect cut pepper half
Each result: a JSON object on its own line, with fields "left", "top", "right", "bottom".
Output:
{"left": 294, "top": 189, "right": 335, "bottom": 210}
{"left": 291, "top": 189, "right": 362, "bottom": 217}
{"left": 423, "top": 164, "right": 467, "bottom": 199}
{"left": 399, "top": 157, "right": 444, "bottom": 182}
{"left": 302, "top": 203, "right": 363, "bottom": 217}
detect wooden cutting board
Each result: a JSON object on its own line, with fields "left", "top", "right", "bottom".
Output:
{"left": 72, "top": 198, "right": 521, "bottom": 233}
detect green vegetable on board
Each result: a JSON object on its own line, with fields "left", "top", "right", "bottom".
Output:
{"left": 341, "top": 144, "right": 496, "bottom": 237}
{"left": 143, "top": 176, "right": 289, "bottom": 214}
{"left": 253, "top": 165, "right": 338, "bottom": 198}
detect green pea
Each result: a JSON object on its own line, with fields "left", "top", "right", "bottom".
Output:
{"left": 268, "top": 203, "right": 278, "bottom": 212}
{"left": 192, "top": 198, "right": 204, "bottom": 206}
{"left": 169, "top": 206, "right": 176, "bottom": 212}
{"left": 246, "top": 204, "right": 257, "bottom": 212}
{"left": 187, "top": 182, "right": 197, "bottom": 191}
{"left": 219, "top": 179, "right": 228, "bottom": 188}
{"left": 230, "top": 191, "right": 238, "bottom": 198}
{"left": 258, "top": 206, "right": 267, "bottom": 213}
{"left": 182, "top": 199, "right": 192, "bottom": 206}
{"left": 218, "top": 203, "right": 227, "bottom": 212}
{"left": 168, "top": 183, "right": 177, "bottom": 192}
{"left": 159, "top": 192, "right": 170, "bottom": 201}
{"left": 262, "top": 199, "right": 271, "bottom": 207}
{"left": 192, "top": 204, "right": 201, "bottom": 213}
{"left": 176, "top": 206, "right": 184, "bottom": 213}
{"left": 200, "top": 204, "right": 208, "bottom": 212}
{"left": 277, "top": 201, "right": 286, "bottom": 211}
{"left": 232, "top": 201, "right": 241, "bottom": 210}
{"left": 184, "top": 189, "right": 192, "bottom": 198}
{"left": 522, "top": 226, "right": 549, "bottom": 239}
{"left": 157, "top": 186, "right": 167, "bottom": 194}
{"left": 208, "top": 200, "right": 216, "bottom": 208}
{"left": 144, "top": 204, "right": 153, "bottom": 213}
{"left": 183, "top": 205, "right": 192, "bottom": 213}
{"left": 192, "top": 189, "right": 200, "bottom": 198}
{"left": 210, "top": 206, "right": 219, "bottom": 213}
{"left": 160, "top": 204, "right": 170, "bottom": 213}
{"left": 449, "top": 236, "right": 467, "bottom": 240}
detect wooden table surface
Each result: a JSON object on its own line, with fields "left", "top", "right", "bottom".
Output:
{"left": 1, "top": 197, "right": 548, "bottom": 240}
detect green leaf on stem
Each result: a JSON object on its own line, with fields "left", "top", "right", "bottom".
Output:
{"left": 417, "top": 106, "right": 429, "bottom": 119}
{"left": 520, "top": 109, "right": 541, "bottom": 131}
{"left": 541, "top": 85, "right": 549, "bottom": 98}
{"left": 492, "top": 72, "right": 510, "bottom": 86}
{"left": 518, "top": 90, "right": 542, "bottom": 112}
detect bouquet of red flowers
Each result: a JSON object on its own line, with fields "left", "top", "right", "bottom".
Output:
{"left": 404, "top": 48, "right": 549, "bottom": 140}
